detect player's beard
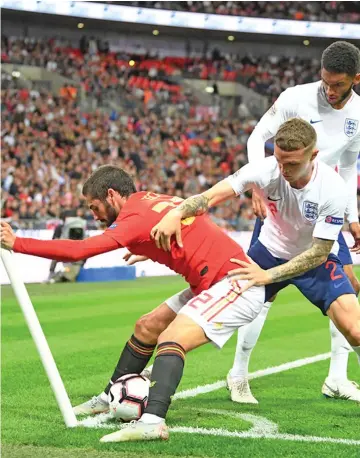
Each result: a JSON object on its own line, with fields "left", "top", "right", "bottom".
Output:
{"left": 323, "top": 83, "right": 353, "bottom": 107}
{"left": 104, "top": 202, "right": 118, "bottom": 227}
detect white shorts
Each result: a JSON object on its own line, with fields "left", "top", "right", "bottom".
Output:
{"left": 165, "top": 287, "right": 194, "bottom": 314}
{"left": 179, "top": 277, "right": 265, "bottom": 349}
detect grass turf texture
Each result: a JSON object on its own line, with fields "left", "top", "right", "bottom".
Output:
{"left": 2, "top": 274, "right": 360, "bottom": 457}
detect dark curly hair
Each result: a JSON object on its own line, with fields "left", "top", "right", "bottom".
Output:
{"left": 321, "top": 41, "right": 360, "bottom": 77}
{"left": 82, "top": 165, "right": 136, "bottom": 201}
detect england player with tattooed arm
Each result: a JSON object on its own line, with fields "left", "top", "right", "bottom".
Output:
{"left": 98, "top": 118, "right": 360, "bottom": 443}
{"left": 230, "top": 40, "right": 360, "bottom": 403}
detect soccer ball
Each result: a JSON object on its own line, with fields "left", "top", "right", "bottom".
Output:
{"left": 108, "top": 373, "right": 150, "bottom": 422}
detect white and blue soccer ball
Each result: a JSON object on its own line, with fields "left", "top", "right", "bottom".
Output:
{"left": 108, "top": 373, "right": 150, "bottom": 422}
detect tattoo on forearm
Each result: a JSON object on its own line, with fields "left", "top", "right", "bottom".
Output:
{"left": 177, "top": 195, "right": 210, "bottom": 218}
{"left": 268, "top": 238, "right": 333, "bottom": 283}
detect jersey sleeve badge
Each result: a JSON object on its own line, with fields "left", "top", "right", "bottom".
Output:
{"left": 325, "top": 216, "right": 344, "bottom": 225}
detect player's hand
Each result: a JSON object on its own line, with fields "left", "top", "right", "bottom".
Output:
{"left": 123, "top": 251, "right": 149, "bottom": 265}
{"left": 150, "top": 209, "right": 183, "bottom": 252}
{"left": 349, "top": 222, "right": 360, "bottom": 254}
{"left": 252, "top": 190, "right": 267, "bottom": 220}
{"left": 0, "top": 221, "right": 16, "bottom": 250}
{"left": 228, "top": 257, "right": 272, "bottom": 293}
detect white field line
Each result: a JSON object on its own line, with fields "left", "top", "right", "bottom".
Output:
{"left": 80, "top": 352, "right": 332, "bottom": 428}
{"left": 173, "top": 352, "right": 331, "bottom": 399}
{"left": 171, "top": 408, "right": 360, "bottom": 446}
{"left": 79, "top": 351, "right": 360, "bottom": 446}
{"left": 79, "top": 412, "right": 114, "bottom": 428}
{"left": 170, "top": 426, "right": 360, "bottom": 446}
{"left": 80, "top": 405, "right": 360, "bottom": 446}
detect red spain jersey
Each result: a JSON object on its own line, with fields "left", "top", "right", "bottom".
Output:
{"left": 103, "top": 192, "right": 247, "bottom": 294}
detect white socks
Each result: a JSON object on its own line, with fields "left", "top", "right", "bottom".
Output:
{"left": 327, "top": 320, "right": 351, "bottom": 381}
{"left": 230, "top": 301, "right": 272, "bottom": 379}
{"left": 140, "top": 413, "right": 164, "bottom": 424}
{"left": 230, "top": 305, "right": 357, "bottom": 381}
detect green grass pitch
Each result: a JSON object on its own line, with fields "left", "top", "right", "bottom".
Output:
{"left": 2, "top": 272, "right": 360, "bottom": 458}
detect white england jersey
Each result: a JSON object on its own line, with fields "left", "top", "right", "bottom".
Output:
{"left": 247, "top": 81, "right": 360, "bottom": 223}
{"left": 227, "top": 157, "right": 348, "bottom": 260}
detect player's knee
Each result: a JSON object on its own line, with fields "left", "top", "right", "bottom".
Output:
{"left": 342, "top": 324, "right": 360, "bottom": 346}
{"left": 134, "top": 315, "right": 152, "bottom": 342}
{"left": 348, "top": 328, "right": 360, "bottom": 346}
{"left": 135, "top": 305, "right": 176, "bottom": 342}
{"left": 134, "top": 313, "right": 165, "bottom": 342}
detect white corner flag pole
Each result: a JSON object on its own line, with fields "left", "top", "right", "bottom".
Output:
{"left": 1, "top": 249, "right": 77, "bottom": 427}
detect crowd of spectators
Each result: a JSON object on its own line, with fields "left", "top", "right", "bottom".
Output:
{"left": 183, "top": 52, "right": 322, "bottom": 104}
{"left": 0, "top": 36, "right": 190, "bottom": 110}
{"left": 4, "top": 35, "right": 359, "bottom": 109}
{"left": 0, "top": 36, "right": 327, "bottom": 107}
{"left": 2, "top": 34, "right": 360, "bottom": 231}
{"left": 119, "top": 1, "right": 360, "bottom": 23}
{"left": 1, "top": 87, "right": 257, "bottom": 230}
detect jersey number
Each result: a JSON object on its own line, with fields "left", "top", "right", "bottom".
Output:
{"left": 325, "top": 260, "right": 343, "bottom": 281}
{"left": 152, "top": 197, "right": 182, "bottom": 213}
{"left": 151, "top": 196, "right": 195, "bottom": 225}
{"left": 268, "top": 203, "right": 278, "bottom": 217}
{"left": 187, "top": 292, "right": 213, "bottom": 310}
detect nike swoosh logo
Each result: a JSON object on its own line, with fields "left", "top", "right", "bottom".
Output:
{"left": 310, "top": 119, "right": 323, "bottom": 124}
{"left": 268, "top": 197, "right": 281, "bottom": 202}
{"left": 334, "top": 280, "right": 347, "bottom": 289}
{"left": 324, "top": 383, "right": 351, "bottom": 400}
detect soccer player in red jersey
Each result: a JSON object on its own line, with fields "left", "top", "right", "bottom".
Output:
{"left": 1, "top": 165, "right": 265, "bottom": 425}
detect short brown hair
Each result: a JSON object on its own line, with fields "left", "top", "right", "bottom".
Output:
{"left": 275, "top": 118, "right": 317, "bottom": 154}
{"left": 82, "top": 165, "right": 136, "bottom": 201}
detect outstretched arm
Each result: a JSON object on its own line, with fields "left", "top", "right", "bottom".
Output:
{"left": 175, "top": 179, "right": 236, "bottom": 219}
{"left": 150, "top": 180, "right": 236, "bottom": 251}
{"left": 1, "top": 221, "right": 119, "bottom": 262}
{"left": 150, "top": 160, "right": 274, "bottom": 251}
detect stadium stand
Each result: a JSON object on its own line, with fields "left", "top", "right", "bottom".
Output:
{"left": 117, "top": 1, "right": 360, "bottom": 23}
{"left": 0, "top": 36, "right": 334, "bottom": 106}
{"left": 1, "top": 83, "right": 256, "bottom": 230}
{"left": 2, "top": 32, "right": 360, "bottom": 230}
